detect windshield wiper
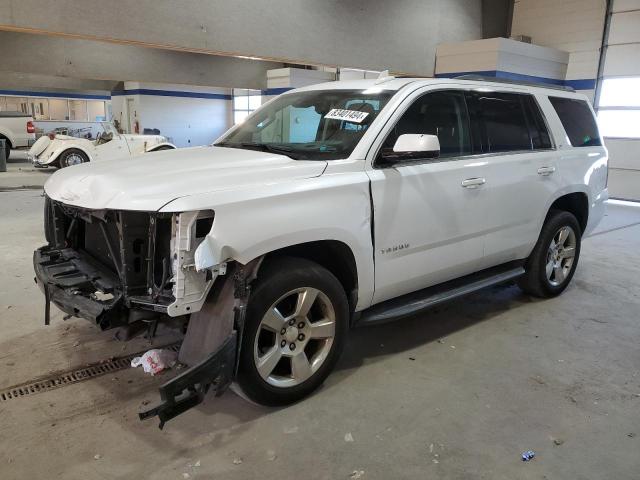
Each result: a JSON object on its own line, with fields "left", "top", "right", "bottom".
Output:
{"left": 215, "top": 142, "right": 300, "bottom": 159}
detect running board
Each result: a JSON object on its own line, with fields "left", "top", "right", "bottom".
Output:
{"left": 357, "top": 264, "right": 525, "bottom": 326}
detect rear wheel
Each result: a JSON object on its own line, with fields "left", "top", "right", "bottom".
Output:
{"left": 237, "top": 257, "right": 349, "bottom": 406}
{"left": 58, "top": 149, "right": 88, "bottom": 168}
{"left": 149, "top": 145, "right": 174, "bottom": 152}
{"left": 518, "top": 210, "right": 581, "bottom": 298}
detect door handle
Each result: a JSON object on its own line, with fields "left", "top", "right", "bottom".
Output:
{"left": 537, "top": 166, "right": 556, "bottom": 176}
{"left": 461, "top": 177, "right": 486, "bottom": 189}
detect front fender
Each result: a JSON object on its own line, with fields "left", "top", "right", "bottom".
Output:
{"left": 164, "top": 173, "right": 375, "bottom": 311}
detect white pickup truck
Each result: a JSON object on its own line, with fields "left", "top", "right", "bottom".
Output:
{"left": 0, "top": 111, "right": 36, "bottom": 159}
{"left": 33, "top": 75, "right": 608, "bottom": 427}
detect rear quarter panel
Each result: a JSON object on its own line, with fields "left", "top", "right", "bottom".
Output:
{"left": 535, "top": 93, "right": 608, "bottom": 237}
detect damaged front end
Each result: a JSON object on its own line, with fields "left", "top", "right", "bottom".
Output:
{"left": 34, "top": 196, "right": 252, "bottom": 428}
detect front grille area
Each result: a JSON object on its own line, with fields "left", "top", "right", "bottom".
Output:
{"left": 41, "top": 197, "right": 175, "bottom": 328}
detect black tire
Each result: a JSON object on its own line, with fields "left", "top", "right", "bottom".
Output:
{"left": 149, "top": 145, "right": 174, "bottom": 151}
{"left": 518, "top": 210, "right": 582, "bottom": 298}
{"left": 58, "top": 149, "right": 89, "bottom": 168}
{"left": 1, "top": 137, "right": 10, "bottom": 160}
{"left": 237, "top": 257, "right": 349, "bottom": 406}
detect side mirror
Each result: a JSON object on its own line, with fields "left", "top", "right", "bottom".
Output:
{"left": 379, "top": 134, "right": 440, "bottom": 165}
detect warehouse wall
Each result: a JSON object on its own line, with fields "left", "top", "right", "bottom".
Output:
{"left": 511, "top": 0, "right": 606, "bottom": 100}
{"left": 111, "top": 83, "right": 233, "bottom": 147}
{"left": 0, "top": 0, "right": 484, "bottom": 76}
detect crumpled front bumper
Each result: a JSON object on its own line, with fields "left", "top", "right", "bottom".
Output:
{"left": 139, "top": 331, "right": 237, "bottom": 429}
{"left": 33, "top": 246, "right": 124, "bottom": 328}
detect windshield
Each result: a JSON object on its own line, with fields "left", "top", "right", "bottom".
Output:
{"left": 216, "top": 89, "right": 395, "bottom": 160}
{"left": 100, "top": 122, "right": 118, "bottom": 135}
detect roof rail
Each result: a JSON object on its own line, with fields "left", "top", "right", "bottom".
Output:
{"left": 454, "top": 74, "right": 575, "bottom": 93}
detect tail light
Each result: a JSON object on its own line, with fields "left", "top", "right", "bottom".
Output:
{"left": 27, "top": 120, "right": 35, "bottom": 134}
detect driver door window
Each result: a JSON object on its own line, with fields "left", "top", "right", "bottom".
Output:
{"left": 380, "top": 90, "right": 472, "bottom": 162}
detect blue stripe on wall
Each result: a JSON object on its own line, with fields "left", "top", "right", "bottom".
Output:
{"left": 111, "top": 88, "right": 232, "bottom": 100}
{"left": 261, "top": 87, "right": 293, "bottom": 96}
{"left": 0, "top": 89, "right": 110, "bottom": 100}
{"left": 435, "top": 70, "right": 596, "bottom": 90}
{"left": 563, "top": 79, "right": 597, "bottom": 90}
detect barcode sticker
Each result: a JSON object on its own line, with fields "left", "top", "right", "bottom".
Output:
{"left": 325, "top": 108, "right": 369, "bottom": 123}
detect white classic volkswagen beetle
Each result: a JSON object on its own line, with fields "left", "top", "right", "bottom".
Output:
{"left": 29, "top": 122, "right": 176, "bottom": 168}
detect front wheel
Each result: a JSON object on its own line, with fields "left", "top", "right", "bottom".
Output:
{"left": 518, "top": 210, "right": 581, "bottom": 298}
{"left": 58, "top": 149, "right": 89, "bottom": 168}
{"left": 237, "top": 257, "right": 349, "bottom": 406}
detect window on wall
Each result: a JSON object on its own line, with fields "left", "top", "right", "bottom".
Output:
{"left": 4, "top": 97, "right": 29, "bottom": 113}
{"left": 29, "top": 99, "right": 49, "bottom": 120}
{"left": 87, "top": 100, "right": 106, "bottom": 121}
{"left": 49, "top": 99, "right": 69, "bottom": 120}
{"left": 597, "top": 77, "right": 640, "bottom": 139}
{"left": 233, "top": 88, "right": 261, "bottom": 124}
{"left": 68, "top": 99, "right": 88, "bottom": 121}
{"left": 0, "top": 96, "right": 108, "bottom": 120}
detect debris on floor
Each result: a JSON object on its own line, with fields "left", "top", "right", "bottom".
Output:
{"left": 233, "top": 458, "right": 243, "bottom": 465}
{"left": 130, "top": 348, "right": 177, "bottom": 375}
{"left": 521, "top": 450, "right": 536, "bottom": 461}
{"left": 283, "top": 426, "right": 299, "bottom": 434}
{"left": 344, "top": 432, "right": 354, "bottom": 442}
{"left": 349, "top": 470, "right": 365, "bottom": 479}
{"left": 553, "top": 438, "right": 565, "bottom": 446}
{"left": 93, "top": 454, "right": 101, "bottom": 460}
{"left": 266, "top": 450, "right": 277, "bottom": 461}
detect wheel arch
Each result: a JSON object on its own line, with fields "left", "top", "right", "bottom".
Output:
{"left": 146, "top": 142, "right": 176, "bottom": 152}
{"left": 258, "top": 240, "right": 359, "bottom": 312}
{"left": 55, "top": 146, "right": 93, "bottom": 166}
{"left": 0, "top": 132, "right": 13, "bottom": 150}
{"left": 547, "top": 192, "right": 589, "bottom": 234}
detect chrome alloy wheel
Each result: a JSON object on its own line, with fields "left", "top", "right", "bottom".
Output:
{"left": 66, "top": 152, "right": 86, "bottom": 166}
{"left": 546, "top": 225, "right": 577, "bottom": 286}
{"left": 253, "top": 287, "right": 336, "bottom": 388}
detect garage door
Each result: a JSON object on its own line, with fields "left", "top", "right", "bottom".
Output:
{"left": 597, "top": 0, "right": 640, "bottom": 200}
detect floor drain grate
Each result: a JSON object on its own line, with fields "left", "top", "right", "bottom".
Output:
{"left": 0, "top": 343, "right": 180, "bottom": 402}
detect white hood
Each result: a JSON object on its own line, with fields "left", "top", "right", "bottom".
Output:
{"left": 44, "top": 146, "right": 328, "bottom": 211}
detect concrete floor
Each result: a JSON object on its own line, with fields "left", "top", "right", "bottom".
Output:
{"left": 0, "top": 184, "right": 639, "bottom": 479}
{"left": 0, "top": 151, "right": 53, "bottom": 190}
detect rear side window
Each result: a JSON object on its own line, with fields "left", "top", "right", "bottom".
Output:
{"left": 466, "top": 92, "right": 534, "bottom": 153}
{"left": 548, "top": 97, "right": 601, "bottom": 147}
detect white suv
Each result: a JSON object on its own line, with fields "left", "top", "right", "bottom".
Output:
{"left": 34, "top": 76, "right": 608, "bottom": 426}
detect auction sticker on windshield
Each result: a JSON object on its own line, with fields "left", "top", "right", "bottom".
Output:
{"left": 325, "top": 109, "right": 369, "bottom": 123}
